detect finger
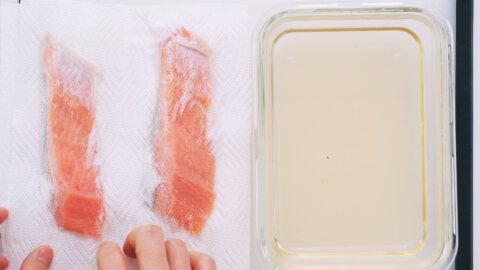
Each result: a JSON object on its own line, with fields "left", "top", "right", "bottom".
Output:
{"left": 19, "top": 245, "right": 53, "bottom": 270}
{"left": 0, "top": 256, "right": 8, "bottom": 270}
{"left": 190, "top": 252, "right": 216, "bottom": 270}
{"left": 123, "top": 225, "right": 169, "bottom": 270}
{"left": 0, "top": 209, "right": 9, "bottom": 270}
{"left": 97, "top": 241, "right": 127, "bottom": 270}
{"left": 0, "top": 208, "right": 8, "bottom": 224}
{"left": 166, "top": 239, "right": 191, "bottom": 270}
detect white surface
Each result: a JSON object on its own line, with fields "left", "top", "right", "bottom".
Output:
{"left": 0, "top": 1, "right": 252, "bottom": 269}
{"left": 12, "top": 0, "right": 456, "bottom": 28}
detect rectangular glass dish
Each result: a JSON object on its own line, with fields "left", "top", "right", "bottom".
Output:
{"left": 254, "top": 6, "right": 457, "bottom": 270}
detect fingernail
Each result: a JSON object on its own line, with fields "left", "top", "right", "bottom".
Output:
{"left": 98, "top": 241, "right": 115, "bottom": 254}
{"left": 36, "top": 246, "right": 53, "bottom": 265}
{"left": 167, "top": 238, "right": 187, "bottom": 249}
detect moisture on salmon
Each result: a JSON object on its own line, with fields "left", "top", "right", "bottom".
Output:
{"left": 153, "top": 28, "right": 215, "bottom": 236}
{"left": 43, "top": 36, "right": 105, "bottom": 238}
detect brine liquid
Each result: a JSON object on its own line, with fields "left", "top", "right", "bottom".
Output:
{"left": 270, "top": 29, "right": 425, "bottom": 254}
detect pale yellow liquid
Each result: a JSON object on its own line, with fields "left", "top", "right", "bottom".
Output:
{"left": 269, "top": 29, "right": 425, "bottom": 255}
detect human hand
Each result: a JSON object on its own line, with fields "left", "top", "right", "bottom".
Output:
{"left": 97, "top": 225, "right": 216, "bottom": 270}
{"left": 0, "top": 208, "right": 53, "bottom": 270}
{"left": 0, "top": 208, "right": 8, "bottom": 269}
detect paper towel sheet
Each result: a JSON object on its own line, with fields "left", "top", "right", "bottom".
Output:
{"left": 0, "top": 1, "right": 252, "bottom": 269}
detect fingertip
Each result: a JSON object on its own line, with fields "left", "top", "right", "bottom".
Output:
{"left": 36, "top": 245, "right": 54, "bottom": 266}
{"left": 98, "top": 241, "right": 115, "bottom": 249}
{"left": 166, "top": 239, "right": 191, "bottom": 269}
{"left": 96, "top": 241, "right": 127, "bottom": 270}
{"left": 0, "top": 208, "right": 9, "bottom": 224}
{"left": 19, "top": 245, "right": 53, "bottom": 270}
{"left": 0, "top": 256, "right": 9, "bottom": 270}
{"left": 123, "top": 225, "right": 169, "bottom": 269}
{"left": 166, "top": 238, "right": 187, "bottom": 250}
{"left": 139, "top": 225, "right": 164, "bottom": 237}
{"left": 123, "top": 225, "right": 165, "bottom": 258}
{"left": 190, "top": 252, "right": 216, "bottom": 270}
{"left": 97, "top": 241, "right": 120, "bottom": 256}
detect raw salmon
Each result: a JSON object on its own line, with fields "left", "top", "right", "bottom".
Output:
{"left": 43, "top": 36, "right": 105, "bottom": 238}
{"left": 153, "top": 28, "right": 215, "bottom": 236}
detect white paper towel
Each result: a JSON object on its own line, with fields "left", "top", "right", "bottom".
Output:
{"left": 0, "top": 1, "right": 252, "bottom": 269}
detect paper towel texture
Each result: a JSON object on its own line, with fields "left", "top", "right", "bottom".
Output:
{"left": 0, "top": 1, "right": 252, "bottom": 269}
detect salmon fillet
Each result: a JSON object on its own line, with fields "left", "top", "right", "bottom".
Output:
{"left": 43, "top": 36, "right": 105, "bottom": 238}
{"left": 153, "top": 28, "right": 215, "bottom": 236}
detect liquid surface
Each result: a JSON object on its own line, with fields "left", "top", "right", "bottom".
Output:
{"left": 271, "top": 29, "right": 424, "bottom": 254}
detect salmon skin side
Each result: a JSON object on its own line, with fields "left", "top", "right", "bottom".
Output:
{"left": 43, "top": 36, "right": 105, "bottom": 238}
{"left": 153, "top": 28, "right": 216, "bottom": 236}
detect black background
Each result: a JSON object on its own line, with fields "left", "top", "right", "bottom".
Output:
{"left": 455, "top": 0, "right": 473, "bottom": 269}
